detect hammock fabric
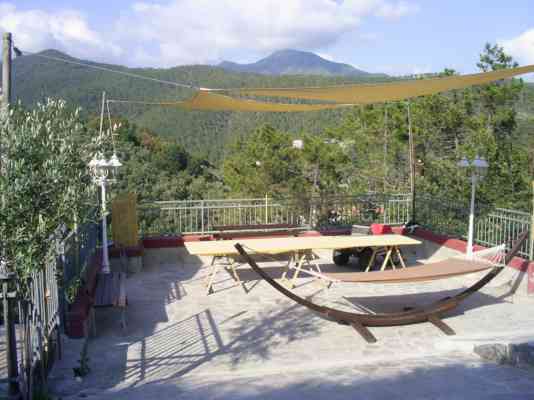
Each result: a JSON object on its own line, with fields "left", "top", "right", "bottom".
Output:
{"left": 234, "top": 230, "right": 528, "bottom": 343}
{"left": 321, "top": 257, "right": 494, "bottom": 284}
{"left": 231, "top": 64, "right": 534, "bottom": 104}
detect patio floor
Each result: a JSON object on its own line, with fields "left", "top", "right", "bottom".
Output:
{"left": 48, "top": 243, "right": 534, "bottom": 399}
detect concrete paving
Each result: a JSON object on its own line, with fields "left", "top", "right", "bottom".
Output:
{"left": 47, "top": 243, "right": 534, "bottom": 399}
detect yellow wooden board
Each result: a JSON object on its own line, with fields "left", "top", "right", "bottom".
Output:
{"left": 184, "top": 234, "right": 420, "bottom": 257}
{"left": 111, "top": 193, "right": 139, "bottom": 247}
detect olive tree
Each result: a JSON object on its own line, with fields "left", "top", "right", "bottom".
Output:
{"left": 0, "top": 99, "right": 97, "bottom": 283}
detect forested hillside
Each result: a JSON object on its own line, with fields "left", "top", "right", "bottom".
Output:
{"left": 5, "top": 45, "right": 534, "bottom": 211}
{"left": 222, "top": 45, "right": 534, "bottom": 211}
{"left": 9, "top": 50, "right": 391, "bottom": 161}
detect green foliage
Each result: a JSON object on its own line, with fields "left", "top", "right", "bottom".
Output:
{"left": 6, "top": 43, "right": 534, "bottom": 230}
{"left": 11, "top": 50, "right": 397, "bottom": 162}
{"left": 93, "top": 116, "right": 223, "bottom": 203}
{"left": 0, "top": 100, "right": 96, "bottom": 282}
{"left": 223, "top": 125, "right": 305, "bottom": 197}
{"left": 223, "top": 44, "right": 533, "bottom": 213}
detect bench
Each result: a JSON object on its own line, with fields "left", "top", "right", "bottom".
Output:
{"left": 212, "top": 223, "right": 308, "bottom": 240}
{"left": 92, "top": 272, "right": 127, "bottom": 334}
{"left": 91, "top": 248, "right": 128, "bottom": 335}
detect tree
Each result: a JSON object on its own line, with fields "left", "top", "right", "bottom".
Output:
{"left": 223, "top": 125, "right": 308, "bottom": 198}
{"left": 473, "top": 43, "right": 528, "bottom": 208}
{"left": 0, "top": 100, "right": 97, "bottom": 282}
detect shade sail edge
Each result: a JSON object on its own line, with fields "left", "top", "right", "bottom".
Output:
{"left": 229, "top": 64, "right": 534, "bottom": 104}
{"left": 178, "top": 90, "right": 353, "bottom": 112}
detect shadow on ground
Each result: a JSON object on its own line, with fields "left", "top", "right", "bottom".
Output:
{"left": 50, "top": 257, "right": 324, "bottom": 398}
{"left": 72, "top": 359, "right": 534, "bottom": 400}
{"left": 344, "top": 288, "right": 504, "bottom": 316}
{"left": 49, "top": 249, "right": 530, "bottom": 399}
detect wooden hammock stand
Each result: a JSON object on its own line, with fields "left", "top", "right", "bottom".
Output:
{"left": 234, "top": 230, "right": 528, "bottom": 343}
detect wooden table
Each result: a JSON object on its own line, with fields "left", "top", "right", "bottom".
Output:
{"left": 185, "top": 234, "right": 421, "bottom": 294}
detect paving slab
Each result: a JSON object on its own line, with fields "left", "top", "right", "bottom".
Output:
{"left": 47, "top": 246, "right": 534, "bottom": 399}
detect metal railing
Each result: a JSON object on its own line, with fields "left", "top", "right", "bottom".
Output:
{"left": 138, "top": 193, "right": 412, "bottom": 236}
{"left": 312, "top": 193, "right": 411, "bottom": 228}
{"left": 415, "top": 195, "right": 471, "bottom": 239}
{"left": 416, "top": 195, "right": 532, "bottom": 258}
{"left": 59, "top": 220, "right": 100, "bottom": 304}
{"left": 475, "top": 208, "right": 531, "bottom": 259}
{"left": 0, "top": 217, "right": 100, "bottom": 398}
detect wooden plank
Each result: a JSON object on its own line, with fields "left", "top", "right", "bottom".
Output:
{"left": 112, "top": 193, "right": 139, "bottom": 247}
{"left": 350, "top": 321, "right": 377, "bottom": 343}
{"left": 428, "top": 314, "right": 455, "bottom": 336}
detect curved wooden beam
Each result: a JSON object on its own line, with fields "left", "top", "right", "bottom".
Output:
{"left": 234, "top": 231, "right": 528, "bottom": 342}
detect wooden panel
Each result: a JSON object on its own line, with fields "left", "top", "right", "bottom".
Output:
{"left": 112, "top": 193, "right": 139, "bottom": 247}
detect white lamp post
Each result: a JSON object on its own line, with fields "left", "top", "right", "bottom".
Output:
{"left": 89, "top": 152, "right": 122, "bottom": 273}
{"left": 458, "top": 156, "right": 488, "bottom": 258}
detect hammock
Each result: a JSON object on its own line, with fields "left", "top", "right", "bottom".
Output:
{"left": 320, "top": 246, "right": 504, "bottom": 284}
{"left": 234, "top": 231, "right": 527, "bottom": 343}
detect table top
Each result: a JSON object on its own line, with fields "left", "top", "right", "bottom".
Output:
{"left": 184, "top": 234, "right": 421, "bottom": 256}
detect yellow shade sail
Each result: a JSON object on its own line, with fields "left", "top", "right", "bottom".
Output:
{"left": 110, "top": 65, "right": 534, "bottom": 113}
{"left": 230, "top": 65, "right": 534, "bottom": 104}
{"left": 178, "top": 90, "right": 352, "bottom": 112}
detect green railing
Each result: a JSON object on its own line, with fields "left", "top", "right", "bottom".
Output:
{"left": 138, "top": 193, "right": 412, "bottom": 236}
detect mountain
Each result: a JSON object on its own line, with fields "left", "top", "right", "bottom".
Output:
{"left": 6, "top": 49, "right": 395, "bottom": 160}
{"left": 218, "top": 49, "right": 381, "bottom": 77}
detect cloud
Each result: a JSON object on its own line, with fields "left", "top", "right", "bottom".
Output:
{"left": 0, "top": 2, "right": 122, "bottom": 61}
{"left": 374, "top": 1, "right": 419, "bottom": 20}
{"left": 316, "top": 52, "right": 335, "bottom": 62}
{"left": 500, "top": 29, "right": 534, "bottom": 65}
{"left": 0, "top": 0, "right": 418, "bottom": 67}
{"left": 113, "top": 0, "right": 419, "bottom": 66}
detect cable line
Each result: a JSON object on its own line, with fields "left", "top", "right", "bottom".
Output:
{"left": 16, "top": 48, "right": 199, "bottom": 90}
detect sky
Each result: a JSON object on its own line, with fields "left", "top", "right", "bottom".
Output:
{"left": 2, "top": 0, "right": 534, "bottom": 79}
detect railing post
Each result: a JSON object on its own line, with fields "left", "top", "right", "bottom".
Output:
{"left": 1, "top": 272, "right": 21, "bottom": 398}
{"left": 2, "top": 32, "right": 12, "bottom": 111}
{"left": 265, "top": 194, "right": 268, "bottom": 225}
{"left": 383, "top": 196, "right": 387, "bottom": 224}
{"left": 200, "top": 200, "right": 205, "bottom": 234}
{"left": 56, "top": 237, "right": 67, "bottom": 333}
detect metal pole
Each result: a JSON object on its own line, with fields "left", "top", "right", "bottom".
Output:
{"left": 101, "top": 179, "right": 110, "bottom": 273}
{"left": 2, "top": 273, "right": 20, "bottom": 398}
{"left": 407, "top": 101, "right": 416, "bottom": 222}
{"left": 98, "top": 92, "right": 106, "bottom": 139}
{"left": 2, "top": 32, "right": 12, "bottom": 110}
{"left": 467, "top": 174, "right": 476, "bottom": 259}
{"left": 383, "top": 105, "right": 388, "bottom": 192}
{"left": 200, "top": 200, "right": 205, "bottom": 234}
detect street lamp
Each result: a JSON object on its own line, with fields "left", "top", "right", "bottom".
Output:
{"left": 89, "top": 152, "right": 122, "bottom": 273}
{"left": 458, "top": 156, "right": 488, "bottom": 258}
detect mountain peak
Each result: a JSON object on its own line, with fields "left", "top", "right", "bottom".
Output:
{"left": 218, "top": 49, "right": 378, "bottom": 77}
